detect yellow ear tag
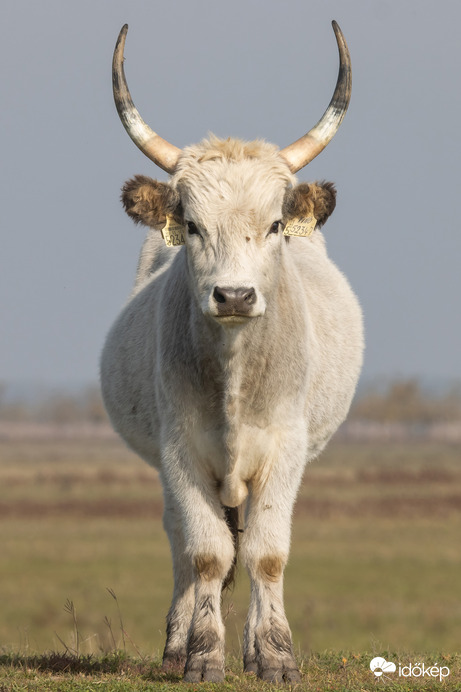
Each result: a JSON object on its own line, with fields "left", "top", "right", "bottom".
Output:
{"left": 283, "top": 214, "right": 317, "bottom": 238}
{"left": 161, "top": 216, "right": 185, "bottom": 247}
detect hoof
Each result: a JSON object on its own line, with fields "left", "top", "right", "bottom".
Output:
{"left": 244, "top": 660, "right": 258, "bottom": 674}
{"left": 260, "top": 667, "right": 285, "bottom": 683}
{"left": 259, "top": 665, "right": 302, "bottom": 683}
{"left": 161, "top": 653, "right": 186, "bottom": 672}
{"left": 184, "top": 652, "right": 225, "bottom": 683}
{"left": 183, "top": 665, "right": 225, "bottom": 682}
{"left": 284, "top": 667, "right": 302, "bottom": 683}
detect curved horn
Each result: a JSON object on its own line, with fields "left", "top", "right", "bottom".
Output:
{"left": 280, "top": 21, "right": 352, "bottom": 173}
{"left": 112, "top": 25, "right": 181, "bottom": 174}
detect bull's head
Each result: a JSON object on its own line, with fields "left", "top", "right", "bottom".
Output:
{"left": 113, "top": 23, "right": 349, "bottom": 324}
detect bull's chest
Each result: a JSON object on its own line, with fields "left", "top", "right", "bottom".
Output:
{"left": 188, "top": 388, "right": 287, "bottom": 509}
{"left": 184, "top": 350, "right": 303, "bottom": 505}
{"left": 191, "top": 418, "right": 280, "bottom": 475}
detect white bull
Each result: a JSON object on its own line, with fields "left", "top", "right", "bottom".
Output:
{"left": 101, "top": 22, "right": 363, "bottom": 683}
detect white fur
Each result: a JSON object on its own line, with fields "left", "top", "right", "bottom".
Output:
{"left": 100, "top": 137, "right": 363, "bottom": 681}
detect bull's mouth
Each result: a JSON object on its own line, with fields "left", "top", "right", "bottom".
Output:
{"left": 214, "top": 314, "right": 253, "bottom": 325}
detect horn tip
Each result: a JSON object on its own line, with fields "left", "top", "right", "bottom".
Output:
{"left": 115, "top": 24, "right": 128, "bottom": 56}
{"left": 117, "top": 24, "right": 128, "bottom": 43}
{"left": 331, "top": 19, "right": 341, "bottom": 34}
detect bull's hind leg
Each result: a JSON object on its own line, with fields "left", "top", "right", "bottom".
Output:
{"left": 240, "top": 440, "right": 306, "bottom": 683}
{"left": 162, "top": 463, "right": 235, "bottom": 682}
{"left": 161, "top": 488, "right": 195, "bottom": 670}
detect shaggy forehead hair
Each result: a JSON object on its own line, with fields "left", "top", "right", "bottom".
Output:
{"left": 172, "top": 136, "right": 295, "bottom": 228}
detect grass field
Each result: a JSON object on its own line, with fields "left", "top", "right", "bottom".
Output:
{"left": 1, "top": 651, "right": 460, "bottom": 691}
{"left": 0, "top": 434, "right": 460, "bottom": 688}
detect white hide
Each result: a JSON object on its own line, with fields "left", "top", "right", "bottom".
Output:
{"left": 100, "top": 137, "right": 364, "bottom": 682}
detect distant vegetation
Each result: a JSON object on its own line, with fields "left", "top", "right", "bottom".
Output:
{"left": 350, "top": 378, "right": 461, "bottom": 424}
{"left": 0, "top": 378, "right": 460, "bottom": 425}
{"left": 0, "top": 384, "right": 107, "bottom": 424}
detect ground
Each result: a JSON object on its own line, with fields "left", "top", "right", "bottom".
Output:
{"left": 0, "top": 434, "right": 460, "bottom": 689}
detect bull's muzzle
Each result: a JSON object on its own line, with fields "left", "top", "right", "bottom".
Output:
{"left": 213, "top": 286, "right": 256, "bottom": 318}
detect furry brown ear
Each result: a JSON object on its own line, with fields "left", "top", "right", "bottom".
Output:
{"left": 121, "top": 175, "right": 183, "bottom": 228}
{"left": 282, "top": 181, "right": 336, "bottom": 229}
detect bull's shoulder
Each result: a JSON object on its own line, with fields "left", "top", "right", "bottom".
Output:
{"left": 287, "top": 232, "right": 351, "bottom": 296}
{"left": 287, "top": 231, "right": 328, "bottom": 263}
{"left": 132, "top": 230, "right": 182, "bottom": 296}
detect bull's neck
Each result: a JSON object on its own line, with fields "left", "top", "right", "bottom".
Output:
{"left": 192, "top": 304, "right": 270, "bottom": 371}
{"left": 189, "top": 259, "right": 306, "bottom": 420}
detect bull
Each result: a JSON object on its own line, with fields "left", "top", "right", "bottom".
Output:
{"left": 101, "top": 21, "right": 363, "bottom": 683}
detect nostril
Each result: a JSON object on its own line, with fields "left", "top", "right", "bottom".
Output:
{"left": 243, "top": 288, "right": 256, "bottom": 305}
{"left": 213, "top": 287, "right": 227, "bottom": 304}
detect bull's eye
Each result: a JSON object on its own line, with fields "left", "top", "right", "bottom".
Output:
{"left": 269, "top": 220, "right": 281, "bottom": 234}
{"left": 187, "top": 221, "right": 200, "bottom": 236}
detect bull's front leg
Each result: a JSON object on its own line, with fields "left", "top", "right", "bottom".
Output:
{"left": 162, "top": 450, "right": 235, "bottom": 682}
{"left": 240, "top": 437, "right": 306, "bottom": 683}
{"left": 161, "top": 487, "right": 195, "bottom": 670}
{"left": 184, "top": 550, "right": 230, "bottom": 682}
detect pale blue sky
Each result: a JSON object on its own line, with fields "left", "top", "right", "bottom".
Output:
{"left": 1, "top": 0, "right": 460, "bottom": 386}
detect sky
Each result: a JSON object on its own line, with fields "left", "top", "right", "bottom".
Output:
{"left": 1, "top": 0, "right": 460, "bottom": 388}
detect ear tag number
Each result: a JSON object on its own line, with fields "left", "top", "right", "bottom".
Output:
{"left": 161, "top": 216, "right": 185, "bottom": 247}
{"left": 283, "top": 215, "right": 317, "bottom": 238}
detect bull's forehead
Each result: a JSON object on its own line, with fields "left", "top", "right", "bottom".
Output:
{"left": 172, "top": 137, "right": 295, "bottom": 231}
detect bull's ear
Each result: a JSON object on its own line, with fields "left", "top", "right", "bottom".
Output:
{"left": 121, "top": 175, "right": 183, "bottom": 228}
{"left": 282, "top": 181, "right": 336, "bottom": 229}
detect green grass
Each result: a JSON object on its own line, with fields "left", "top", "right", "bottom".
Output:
{"left": 0, "top": 651, "right": 460, "bottom": 691}
{"left": 0, "top": 437, "right": 461, "bottom": 688}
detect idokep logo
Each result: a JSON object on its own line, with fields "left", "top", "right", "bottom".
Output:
{"left": 370, "top": 656, "right": 450, "bottom": 682}
{"left": 370, "top": 657, "right": 396, "bottom": 679}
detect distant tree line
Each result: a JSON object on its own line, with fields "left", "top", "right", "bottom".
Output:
{"left": 0, "top": 384, "right": 107, "bottom": 424}
{"left": 350, "top": 379, "right": 461, "bottom": 424}
{"left": 0, "top": 379, "right": 460, "bottom": 425}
